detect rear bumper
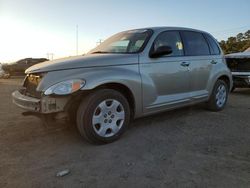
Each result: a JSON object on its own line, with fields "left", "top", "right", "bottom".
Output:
{"left": 12, "top": 90, "right": 70, "bottom": 114}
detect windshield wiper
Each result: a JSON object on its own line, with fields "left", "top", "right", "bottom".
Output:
{"left": 91, "top": 51, "right": 110, "bottom": 54}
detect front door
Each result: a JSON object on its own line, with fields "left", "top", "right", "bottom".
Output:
{"left": 139, "top": 31, "right": 191, "bottom": 114}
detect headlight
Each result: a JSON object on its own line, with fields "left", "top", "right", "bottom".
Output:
{"left": 44, "top": 79, "right": 85, "bottom": 95}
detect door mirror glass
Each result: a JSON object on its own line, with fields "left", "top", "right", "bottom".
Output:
{"left": 150, "top": 46, "right": 172, "bottom": 58}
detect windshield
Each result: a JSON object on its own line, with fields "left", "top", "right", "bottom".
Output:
{"left": 88, "top": 29, "right": 153, "bottom": 54}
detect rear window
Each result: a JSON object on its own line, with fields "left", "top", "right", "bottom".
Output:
{"left": 181, "top": 31, "right": 210, "bottom": 56}
{"left": 204, "top": 34, "right": 221, "bottom": 55}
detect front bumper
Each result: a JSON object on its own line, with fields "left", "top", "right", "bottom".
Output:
{"left": 12, "top": 90, "right": 70, "bottom": 114}
{"left": 12, "top": 90, "right": 41, "bottom": 111}
{"left": 232, "top": 72, "right": 250, "bottom": 88}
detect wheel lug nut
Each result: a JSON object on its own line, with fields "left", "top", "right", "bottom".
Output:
{"left": 109, "top": 120, "right": 112, "bottom": 123}
{"left": 104, "top": 114, "right": 107, "bottom": 118}
{"left": 111, "top": 115, "right": 114, "bottom": 118}
{"left": 108, "top": 111, "right": 111, "bottom": 115}
{"left": 104, "top": 119, "right": 108, "bottom": 123}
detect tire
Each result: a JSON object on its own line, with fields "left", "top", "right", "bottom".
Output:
{"left": 207, "top": 79, "right": 229, "bottom": 111}
{"left": 76, "top": 89, "right": 131, "bottom": 144}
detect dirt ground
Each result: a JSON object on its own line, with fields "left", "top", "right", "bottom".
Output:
{"left": 0, "top": 78, "right": 250, "bottom": 188}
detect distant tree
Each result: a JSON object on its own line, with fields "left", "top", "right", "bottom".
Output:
{"left": 220, "top": 40, "right": 226, "bottom": 51}
{"left": 236, "top": 33, "right": 244, "bottom": 42}
{"left": 245, "top": 30, "right": 250, "bottom": 39}
{"left": 219, "top": 30, "right": 250, "bottom": 54}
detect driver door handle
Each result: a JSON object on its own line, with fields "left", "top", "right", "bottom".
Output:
{"left": 211, "top": 60, "right": 217, "bottom": 64}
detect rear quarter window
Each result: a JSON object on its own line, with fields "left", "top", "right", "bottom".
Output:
{"left": 204, "top": 34, "right": 221, "bottom": 55}
{"left": 181, "top": 31, "right": 210, "bottom": 56}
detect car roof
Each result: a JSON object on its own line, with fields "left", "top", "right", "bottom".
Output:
{"left": 129, "top": 26, "right": 211, "bottom": 35}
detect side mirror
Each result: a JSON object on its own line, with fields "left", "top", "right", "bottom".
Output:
{"left": 150, "top": 45, "right": 173, "bottom": 58}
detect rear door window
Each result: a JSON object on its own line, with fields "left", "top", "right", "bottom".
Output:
{"left": 181, "top": 31, "right": 210, "bottom": 56}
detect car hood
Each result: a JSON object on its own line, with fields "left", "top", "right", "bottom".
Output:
{"left": 25, "top": 54, "right": 139, "bottom": 74}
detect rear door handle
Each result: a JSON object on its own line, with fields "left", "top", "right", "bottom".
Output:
{"left": 181, "top": 62, "right": 190, "bottom": 67}
{"left": 211, "top": 60, "right": 217, "bottom": 64}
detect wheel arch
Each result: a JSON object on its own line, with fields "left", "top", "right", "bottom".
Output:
{"left": 94, "top": 82, "right": 136, "bottom": 119}
{"left": 65, "top": 82, "right": 136, "bottom": 121}
{"left": 217, "top": 75, "right": 231, "bottom": 90}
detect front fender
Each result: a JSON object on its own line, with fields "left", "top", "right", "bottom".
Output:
{"left": 37, "top": 65, "right": 143, "bottom": 117}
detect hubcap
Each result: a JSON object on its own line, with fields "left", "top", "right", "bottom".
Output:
{"left": 216, "top": 84, "right": 227, "bottom": 108}
{"left": 92, "top": 99, "right": 125, "bottom": 138}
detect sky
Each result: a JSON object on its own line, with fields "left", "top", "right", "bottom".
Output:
{"left": 0, "top": 0, "right": 250, "bottom": 62}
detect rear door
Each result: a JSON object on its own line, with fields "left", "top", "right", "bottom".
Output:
{"left": 180, "top": 31, "right": 213, "bottom": 100}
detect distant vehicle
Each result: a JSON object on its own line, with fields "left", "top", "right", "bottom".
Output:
{"left": 226, "top": 50, "right": 250, "bottom": 91}
{"left": 2, "top": 58, "right": 48, "bottom": 78}
{"left": 0, "top": 63, "right": 5, "bottom": 78}
{"left": 12, "top": 27, "right": 232, "bottom": 144}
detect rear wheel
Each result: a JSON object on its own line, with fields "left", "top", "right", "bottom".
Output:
{"left": 77, "top": 89, "right": 130, "bottom": 144}
{"left": 207, "top": 80, "right": 229, "bottom": 111}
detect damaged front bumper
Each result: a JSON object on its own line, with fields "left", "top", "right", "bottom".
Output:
{"left": 232, "top": 72, "right": 250, "bottom": 88}
{"left": 12, "top": 90, "right": 70, "bottom": 114}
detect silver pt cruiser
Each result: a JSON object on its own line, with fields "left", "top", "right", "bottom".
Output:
{"left": 12, "top": 27, "right": 232, "bottom": 144}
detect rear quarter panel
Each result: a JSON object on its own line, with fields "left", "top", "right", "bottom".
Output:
{"left": 207, "top": 57, "right": 233, "bottom": 96}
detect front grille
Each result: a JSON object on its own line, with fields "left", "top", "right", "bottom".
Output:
{"left": 23, "top": 74, "right": 43, "bottom": 98}
{"left": 226, "top": 58, "right": 250, "bottom": 72}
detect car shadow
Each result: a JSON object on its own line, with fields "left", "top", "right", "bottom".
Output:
{"left": 131, "top": 104, "right": 205, "bottom": 129}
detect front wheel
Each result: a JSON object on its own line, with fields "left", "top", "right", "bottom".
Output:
{"left": 77, "top": 89, "right": 130, "bottom": 144}
{"left": 207, "top": 80, "right": 229, "bottom": 111}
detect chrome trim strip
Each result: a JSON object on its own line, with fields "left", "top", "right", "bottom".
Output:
{"left": 232, "top": 72, "right": 250, "bottom": 76}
